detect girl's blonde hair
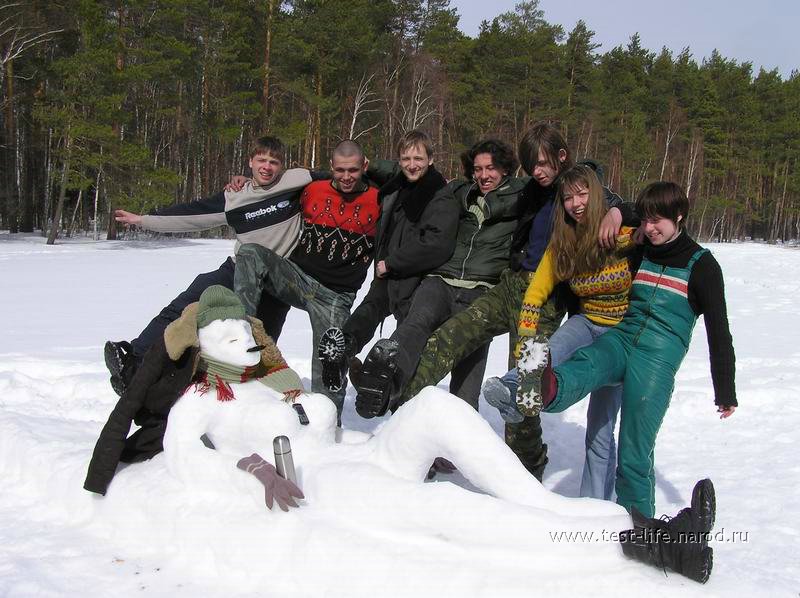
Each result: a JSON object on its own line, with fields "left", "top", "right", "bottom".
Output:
{"left": 550, "top": 164, "right": 614, "bottom": 280}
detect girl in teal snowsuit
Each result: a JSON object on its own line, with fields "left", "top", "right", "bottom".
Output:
{"left": 542, "top": 182, "right": 737, "bottom": 517}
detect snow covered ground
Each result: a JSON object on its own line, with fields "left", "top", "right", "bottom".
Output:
{"left": 0, "top": 233, "right": 797, "bottom": 596}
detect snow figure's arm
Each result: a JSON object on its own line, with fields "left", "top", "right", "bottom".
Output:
{"left": 369, "top": 388, "right": 625, "bottom": 519}
{"left": 236, "top": 453, "right": 304, "bottom": 511}
{"left": 162, "top": 394, "right": 243, "bottom": 486}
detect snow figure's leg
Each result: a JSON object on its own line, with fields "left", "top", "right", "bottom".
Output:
{"left": 369, "top": 388, "right": 625, "bottom": 518}
{"left": 615, "top": 351, "right": 675, "bottom": 518}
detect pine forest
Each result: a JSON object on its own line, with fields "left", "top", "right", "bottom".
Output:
{"left": 2, "top": 0, "right": 798, "bottom": 243}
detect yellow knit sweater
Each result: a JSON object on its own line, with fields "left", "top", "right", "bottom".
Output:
{"left": 518, "top": 227, "right": 636, "bottom": 337}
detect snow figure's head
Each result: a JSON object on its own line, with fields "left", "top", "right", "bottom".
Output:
{"left": 198, "top": 319, "right": 260, "bottom": 367}
{"left": 196, "top": 286, "right": 260, "bottom": 367}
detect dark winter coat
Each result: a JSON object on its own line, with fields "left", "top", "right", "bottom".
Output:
{"left": 375, "top": 165, "right": 454, "bottom": 313}
{"left": 432, "top": 177, "right": 526, "bottom": 285}
{"left": 83, "top": 337, "right": 196, "bottom": 496}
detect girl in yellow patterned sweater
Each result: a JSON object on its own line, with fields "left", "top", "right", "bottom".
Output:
{"left": 483, "top": 164, "right": 636, "bottom": 500}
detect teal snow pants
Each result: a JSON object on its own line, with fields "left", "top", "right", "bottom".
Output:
{"left": 545, "top": 249, "right": 707, "bottom": 517}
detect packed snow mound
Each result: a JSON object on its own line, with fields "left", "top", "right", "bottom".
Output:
{"left": 1, "top": 235, "right": 797, "bottom": 596}
{"left": 3, "top": 379, "right": 645, "bottom": 597}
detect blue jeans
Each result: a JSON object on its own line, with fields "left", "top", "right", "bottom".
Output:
{"left": 234, "top": 245, "right": 355, "bottom": 415}
{"left": 502, "top": 315, "right": 621, "bottom": 500}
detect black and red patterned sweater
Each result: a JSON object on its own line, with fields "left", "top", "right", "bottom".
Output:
{"left": 290, "top": 180, "right": 380, "bottom": 293}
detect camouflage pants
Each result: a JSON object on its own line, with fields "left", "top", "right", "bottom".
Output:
{"left": 399, "top": 268, "right": 566, "bottom": 480}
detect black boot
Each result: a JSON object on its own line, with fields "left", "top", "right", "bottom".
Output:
{"left": 104, "top": 340, "right": 137, "bottom": 396}
{"left": 619, "top": 479, "right": 716, "bottom": 585}
{"left": 354, "top": 339, "right": 401, "bottom": 419}
{"left": 317, "top": 328, "right": 356, "bottom": 392}
{"left": 663, "top": 478, "right": 716, "bottom": 538}
{"left": 426, "top": 457, "right": 457, "bottom": 480}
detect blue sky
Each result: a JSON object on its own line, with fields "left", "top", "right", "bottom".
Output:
{"left": 450, "top": 0, "right": 797, "bottom": 78}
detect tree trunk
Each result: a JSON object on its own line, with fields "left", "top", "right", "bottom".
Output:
{"left": 314, "top": 73, "right": 322, "bottom": 167}
{"left": 47, "top": 129, "right": 71, "bottom": 245}
{"left": 261, "top": 0, "right": 275, "bottom": 129}
{"left": 66, "top": 188, "right": 82, "bottom": 237}
{"left": 93, "top": 169, "right": 101, "bottom": 240}
{"left": 4, "top": 58, "right": 18, "bottom": 233}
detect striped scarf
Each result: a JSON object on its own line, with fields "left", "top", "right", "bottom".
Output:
{"left": 194, "top": 353, "right": 266, "bottom": 402}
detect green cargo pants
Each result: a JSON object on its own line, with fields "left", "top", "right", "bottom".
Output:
{"left": 399, "top": 268, "right": 566, "bottom": 480}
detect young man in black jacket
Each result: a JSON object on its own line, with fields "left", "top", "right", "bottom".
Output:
{"left": 316, "top": 130, "right": 452, "bottom": 393}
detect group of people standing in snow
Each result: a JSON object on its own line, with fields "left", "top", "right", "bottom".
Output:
{"left": 103, "top": 121, "right": 736, "bottom": 583}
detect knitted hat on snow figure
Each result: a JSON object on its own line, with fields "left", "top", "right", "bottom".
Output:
{"left": 196, "top": 285, "right": 247, "bottom": 330}
{"left": 191, "top": 285, "right": 305, "bottom": 402}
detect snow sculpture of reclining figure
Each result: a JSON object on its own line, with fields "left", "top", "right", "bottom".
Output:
{"left": 148, "top": 286, "right": 621, "bottom": 519}
{"left": 87, "top": 286, "right": 717, "bottom": 584}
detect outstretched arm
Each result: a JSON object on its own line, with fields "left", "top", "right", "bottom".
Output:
{"left": 115, "top": 210, "right": 143, "bottom": 227}
{"left": 138, "top": 192, "right": 228, "bottom": 233}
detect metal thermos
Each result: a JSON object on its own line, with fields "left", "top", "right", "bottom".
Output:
{"left": 273, "top": 435, "right": 298, "bottom": 486}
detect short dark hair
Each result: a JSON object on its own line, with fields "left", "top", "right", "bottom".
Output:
{"left": 518, "top": 122, "right": 573, "bottom": 176}
{"left": 332, "top": 139, "right": 365, "bottom": 164}
{"left": 397, "top": 129, "right": 434, "bottom": 159}
{"left": 460, "top": 139, "right": 518, "bottom": 180}
{"left": 635, "top": 181, "right": 690, "bottom": 224}
{"left": 249, "top": 136, "right": 285, "bottom": 162}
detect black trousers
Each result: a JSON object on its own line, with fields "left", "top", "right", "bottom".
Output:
{"left": 390, "top": 277, "right": 491, "bottom": 410}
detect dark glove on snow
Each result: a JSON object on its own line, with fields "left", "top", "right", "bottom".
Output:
{"left": 236, "top": 453, "right": 304, "bottom": 511}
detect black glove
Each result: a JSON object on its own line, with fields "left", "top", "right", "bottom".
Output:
{"left": 236, "top": 453, "right": 304, "bottom": 511}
